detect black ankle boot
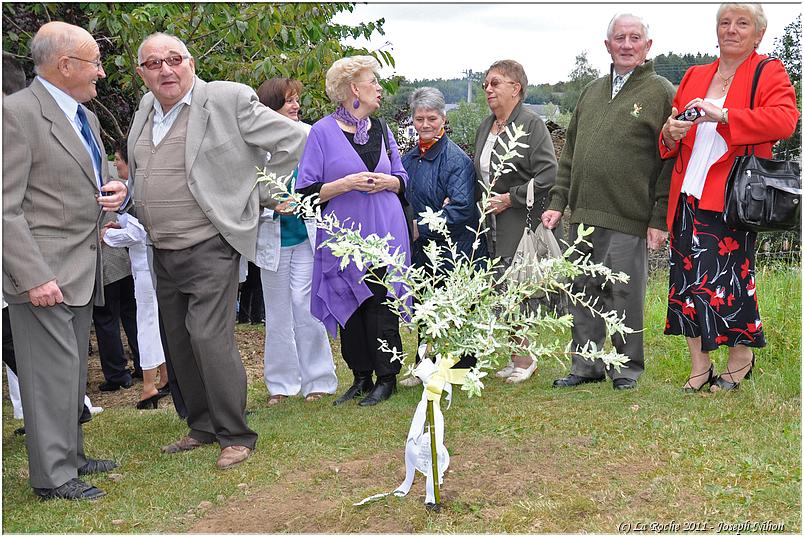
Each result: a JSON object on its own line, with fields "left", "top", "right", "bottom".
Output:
{"left": 358, "top": 375, "right": 397, "bottom": 406}
{"left": 333, "top": 371, "right": 374, "bottom": 406}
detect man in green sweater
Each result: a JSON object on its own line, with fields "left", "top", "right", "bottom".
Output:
{"left": 542, "top": 13, "right": 674, "bottom": 390}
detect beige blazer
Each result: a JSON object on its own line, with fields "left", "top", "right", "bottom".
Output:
{"left": 127, "top": 77, "right": 306, "bottom": 261}
{"left": 3, "top": 78, "right": 108, "bottom": 306}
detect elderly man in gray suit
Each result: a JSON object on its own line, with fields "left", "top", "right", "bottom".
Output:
{"left": 127, "top": 32, "right": 306, "bottom": 470}
{"left": 3, "top": 21, "right": 128, "bottom": 500}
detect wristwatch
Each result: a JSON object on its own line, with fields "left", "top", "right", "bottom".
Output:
{"left": 720, "top": 108, "right": 729, "bottom": 124}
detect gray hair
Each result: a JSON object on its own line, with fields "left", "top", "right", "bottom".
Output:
{"left": 325, "top": 55, "right": 381, "bottom": 104}
{"left": 716, "top": 3, "right": 767, "bottom": 32}
{"left": 606, "top": 13, "right": 651, "bottom": 40}
{"left": 408, "top": 87, "right": 446, "bottom": 117}
{"left": 137, "top": 32, "right": 191, "bottom": 64}
{"left": 31, "top": 27, "right": 78, "bottom": 74}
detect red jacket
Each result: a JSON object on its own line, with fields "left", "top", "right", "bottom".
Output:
{"left": 660, "top": 51, "right": 799, "bottom": 230}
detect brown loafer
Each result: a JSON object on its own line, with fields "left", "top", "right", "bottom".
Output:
{"left": 267, "top": 394, "right": 287, "bottom": 406}
{"left": 161, "top": 435, "right": 212, "bottom": 454}
{"left": 216, "top": 445, "right": 252, "bottom": 470}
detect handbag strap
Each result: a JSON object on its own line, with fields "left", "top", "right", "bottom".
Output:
{"left": 525, "top": 179, "right": 534, "bottom": 229}
{"left": 378, "top": 117, "right": 392, "bottom": 160}
{"left": 743, "top": 56, "right": 778, "bottom": 156}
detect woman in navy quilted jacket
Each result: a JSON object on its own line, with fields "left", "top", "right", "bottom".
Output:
{"left": 399, "top": 87, "right": 487, "bottom": 386}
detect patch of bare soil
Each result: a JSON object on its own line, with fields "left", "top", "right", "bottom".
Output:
{"left": 81, "top": 326, "right": 267, "bottom": 411}
{"left": 186, "top": 434, "right": 666, "bottom": 534}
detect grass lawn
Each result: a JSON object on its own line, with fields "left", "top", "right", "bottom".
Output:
{"left": 2, "top": 267, "right": 800, "bottom": 533}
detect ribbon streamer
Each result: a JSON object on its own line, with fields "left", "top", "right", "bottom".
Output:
{"left": 354, "top": 345, "right": 469, "bottom": 507}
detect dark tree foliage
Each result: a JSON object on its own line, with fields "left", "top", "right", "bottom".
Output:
{"left": 2, "top": 2, "right": 393, "bottom": 152}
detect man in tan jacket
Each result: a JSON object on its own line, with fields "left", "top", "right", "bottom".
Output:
{"left": 127, "top": 32, "right": 305, "bottom": 469}
{"left": 3, "top": 21, "right": 128, "bottom": 500}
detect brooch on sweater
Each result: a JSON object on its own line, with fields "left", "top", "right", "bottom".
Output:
{"left": 631, "top": 103, "right": 642, "bottom": 118}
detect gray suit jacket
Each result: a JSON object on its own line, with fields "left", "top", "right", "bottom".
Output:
{"left": 3, "top": 78, "right": 108, "bottom": 306}
{"left": 127, "top": 77, "right": 306, "bottom": 261}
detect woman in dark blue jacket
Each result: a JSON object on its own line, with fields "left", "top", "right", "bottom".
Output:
{"left": 400, "top": 87, "right": 486, "bottom": 386}
{"left": 401, "top": 87, "right": 485, "bottom": 271}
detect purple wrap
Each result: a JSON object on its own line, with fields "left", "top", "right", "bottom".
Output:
{"left": 296, "top": 115, "right": 411, "bottom": 337}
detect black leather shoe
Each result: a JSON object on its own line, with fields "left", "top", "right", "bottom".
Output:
{"left": 98, "top": 378, "right": 133, "bottom": 392}
{"left": 333, "top": 371, "right": 374, "bottom": 406}
{"left": 13, "top": 426, "right": 25, "bottom": 436}
{"left": 78, "top": 458, "right": 118, "bottom": 476}
{"left": 34, "top": 478, "right": 105, "bottom": 501}
{"left": 613, "top": 378, "right": 637, "bottom": 390}
{"left": 79, "top": 404, "right": 93, "bottom": 424}
{"left": 358, "top": 376, "right": 397, "bottom": 406}
{"left": 552, "top": 374, "right": 605, "bottom": 388}
{"left": 157, "top": 384, "right": 171, "bottom": 396}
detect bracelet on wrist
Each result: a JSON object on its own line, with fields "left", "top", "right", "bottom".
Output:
{"left": 720, "top": 108, "right": 729, "bottom": 124}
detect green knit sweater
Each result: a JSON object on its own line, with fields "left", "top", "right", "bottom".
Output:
{"left": 547, "top": 61, "right": 675, "bottom": 236}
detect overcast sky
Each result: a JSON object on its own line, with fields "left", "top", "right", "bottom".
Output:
{"left": 333, "top": 2, "right": 802, "bottom": 85}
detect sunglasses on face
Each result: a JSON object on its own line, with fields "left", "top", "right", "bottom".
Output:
{"left": 139, "top": 54, "right": 191, "bottom": 71}
{"left": 482, "top": 78, "right": 517, "bottom": 90}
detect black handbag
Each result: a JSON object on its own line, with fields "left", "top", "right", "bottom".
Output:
{"left": 723, "top": 57, "right": 801, "bottom": 233}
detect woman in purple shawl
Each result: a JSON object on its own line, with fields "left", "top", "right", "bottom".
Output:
{"left": 296, "top": 56, "right": 410, "bottom": 406}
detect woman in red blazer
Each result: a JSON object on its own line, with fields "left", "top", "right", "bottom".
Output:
{"left": 658, "top": 3, "right": 798, "bottom": 393}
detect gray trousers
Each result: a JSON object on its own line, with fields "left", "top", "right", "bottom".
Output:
{"left": 567, "top": 224, "right": 646, "bottom": 381}
{"left": 153, "top": 234, "right": 257, "bottom": 450}
{"left": 8, "top": 301, "right": 92, "bottom": 489}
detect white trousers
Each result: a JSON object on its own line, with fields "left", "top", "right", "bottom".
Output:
{"left": 6, "top": 366, "right": 23, "bottom": 419}
{"left": 260, "top": 242, "right": 337, "bottom": 397}
{"left": 130, "top": 244, "right": 166, "bottom": 371}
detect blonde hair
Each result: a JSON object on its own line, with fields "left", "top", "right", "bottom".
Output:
{"left": 325, "top": 55, "right": 381, "bottom": 104}
{"left": 716, "top": 3, "right": 767, "bottom": 32}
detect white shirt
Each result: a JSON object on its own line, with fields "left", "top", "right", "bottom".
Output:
{"left": 151, "top": 80, "right": 195, "bottom": 145}
{"left": 37, "top": 76, "right": 102, "bottom": 189}
{"left": 681, "top": 95, "right": 728, "bottom": 199}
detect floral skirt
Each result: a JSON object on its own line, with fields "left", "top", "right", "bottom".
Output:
{"left": 665, "top": 194, "right": 766, "bottom": 352}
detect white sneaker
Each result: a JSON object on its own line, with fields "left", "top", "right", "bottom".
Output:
{"left": 399, "top": 375, "right": 422, "bottom": 387}
{"left": 495, "top": 360, "right": 516, "bottom": 378}
{"left": 505, "top": 360, "right": 537, "bottom": 384}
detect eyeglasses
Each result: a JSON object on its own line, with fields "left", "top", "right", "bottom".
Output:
{"left": 67, "top": 56, "right": 103, "bottom": 70}
{"left": 482, "top": 78, "right": 518, "bottom": 90}
{"left": 139, "top": 54, "right": 190, "bottom": 71}
{"left": 356, "top": 77, "right": 382, "bottom": 88}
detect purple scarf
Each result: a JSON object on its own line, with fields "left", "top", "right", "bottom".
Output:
{"left": 332, "top": 105, "right": 370, "bottom": 145}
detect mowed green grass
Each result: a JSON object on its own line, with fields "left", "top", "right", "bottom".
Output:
{"left": 2, "top": 268, "right": 800, "bottom": 533}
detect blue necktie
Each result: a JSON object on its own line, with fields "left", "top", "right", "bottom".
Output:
{"left": 76, "top": 105, "right": 103, "bottom": 189}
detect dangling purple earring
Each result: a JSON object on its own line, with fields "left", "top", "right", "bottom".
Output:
{"left": 352, "top": 98, "right": 360, "bottom": 110}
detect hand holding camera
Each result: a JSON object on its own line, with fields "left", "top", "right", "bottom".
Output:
{"left": 675, "top": 107, "right": 706, "bottom": 121}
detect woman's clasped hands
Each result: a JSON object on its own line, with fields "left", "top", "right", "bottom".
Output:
{"left": 342, "top": 172, "right": 398, "bottom": 194}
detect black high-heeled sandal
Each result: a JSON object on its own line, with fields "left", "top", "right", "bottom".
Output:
{"left": 682, "top": 363, "right": 715, "bottom": 393}
{"left": 135, "top": 393, "right": 161, "bottom": 410}
{"left": 712, "top": 353, "right": 755, "bottom": 391}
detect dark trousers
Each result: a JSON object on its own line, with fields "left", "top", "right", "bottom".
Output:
{"left": 237, "top": 261, "right": 264, "bottom": 323}
{"left": 158, "top": 310, "right": 188, "bottom": 419}
{"left": 153, "top": 235, "right": 257, "bottom": 450}
{"left": 92, "top": 275, "right": 139, "bottom": 384}
{"left": 567, "top": 224, "right": 646, "bottom": 381}
{"left": 3, "top": 307, "right": 18, "bottom": 375}
{"left": 339, "top": 275, "right": 402, "bottom": 378}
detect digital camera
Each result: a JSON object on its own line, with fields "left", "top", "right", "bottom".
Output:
{"left": 676, "top": 107, "right": 705, "bottom": 121}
